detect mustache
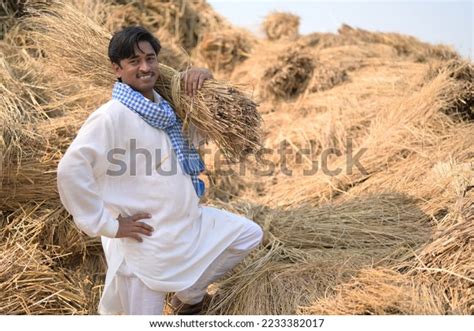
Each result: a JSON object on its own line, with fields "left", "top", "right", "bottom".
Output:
{"left": 137, "top": 71, "right": 156, "bottom": 77}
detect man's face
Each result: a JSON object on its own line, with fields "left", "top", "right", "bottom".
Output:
{"left": 113, "top": 40, "right": 159, "bottom": 97}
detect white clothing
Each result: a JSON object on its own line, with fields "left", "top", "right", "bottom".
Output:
{"left": 111, "top": 219, "right": 263, "bottom": 315}
{"left": 57, "top": 92, "right": 262, "bottom": 314}
{"left": 176, "top": 220, "right": 263, "bottom": 305}
{"left": 114, "top": 275, "right": 167, "bottom": 315}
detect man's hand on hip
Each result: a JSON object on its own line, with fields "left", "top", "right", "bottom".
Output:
{"left": 115, "top": 212, "right": 154, "bottom": 242}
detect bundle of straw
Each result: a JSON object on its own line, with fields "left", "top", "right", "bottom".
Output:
{"left": 205, "top": 193, "right": 431, "bottom": 314}
{"left": 309, "top": 64, "right": 349, "bottom": 93}
{"left": 425, "top": 59, "right": 473, "bottom": 120}
{"left": 263, "top": 49, "right": 314, "bottom": 98}
{"left": 1, "top": 110, "right": 88, "bottom": 210}
{"left": 0, "top": 203, "right": 106, "bottom": 314}
{"left": 262, "top": 12, "right": 300, "bottom": 41}
{"left": 297, "top": 31, "right": 357, "bottom": 50}
{"left": 268, "top": 62, "right": 473, "bottom": 207}
{"left": 397, "top": 194, "right": 474, "bottom": 314}
{"left": 0, "top": 0, "right": 26, "bottom": 39}
{"left": 207, "top": 243, "right": 346, "bottom": 315}
{"left": 0, "top": 242, "right": 89, "bottom": 314}
{"left": 1, "top": 203, "right": 102, "bottom": 263}
{"left": 196, "top": 29, "right": 255, "bottom": 72}
{"left": 102, "top": 2, "right": 192, "bottom": 71}
{"left": 264, "top": 193, "right": 430, "bottom": 251}
{"left": 299, "top": 268, "right": 447, "bottom": 315}
{"left": 157, "top": 65, "right": 261, "bottom": 159}
{"left": 309, "top": 194, "right": 473, "bottom": 315}
{"left": 19, "top": 1, "right": 261, "bottom": 161}
{"left": 105, "top": 0, "right": 230, "bottom": 51}
{"left": 338, "top": 24, "right": 458, "bottom": 62}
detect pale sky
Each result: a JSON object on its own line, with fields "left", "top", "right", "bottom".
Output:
{"left": 208, "top": 0, "right": 473, "bottom": 59}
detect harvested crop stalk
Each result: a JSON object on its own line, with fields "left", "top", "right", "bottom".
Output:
{"left": 262, "top": 11, "right": 300, "bottom": 41}
{"left": 23, "top": 1, "right": 262, "bottom": 161}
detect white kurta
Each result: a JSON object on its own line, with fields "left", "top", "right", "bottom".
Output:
{"left": 57, "top": 93, "right": 249, "bottom": 314}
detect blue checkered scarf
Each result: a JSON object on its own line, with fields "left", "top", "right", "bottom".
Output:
{"left": 112, "top": 82, "right": 205, "bottom": 197}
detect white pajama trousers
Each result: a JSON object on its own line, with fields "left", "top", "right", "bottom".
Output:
{"left": 112, "top": 218, "right": 263, "bottom": 315}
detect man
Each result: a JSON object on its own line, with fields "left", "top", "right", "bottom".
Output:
{"left": 57, "top": 26, "right": 263, "bottom": 315}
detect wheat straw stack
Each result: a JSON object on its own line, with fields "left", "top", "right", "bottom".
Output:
{"left": 0, "top": 203, "right": 106, "bottom": 314}
{"left": 1, "top": 203, "right": 102, "bottom": 262}
{"left": 339, "top": 124, "right": 473, "bottom": 218}
{"left": 298, "top": 24, "right": 459, "bottom": 61}
{"left": 204, "top": 193, "right": 431, "bottom": 314}
{"left": 399, "top": 194, "right": 474, "bottom": 313}
{"left": 262, "top": 12, "right": 300, "bottom": 41}
{"left": 302, "top": 194, "right": 473, "bottom": 315}
{"left": 0, "top": 0, "right": 26, "bottom": 39}
{"left": 268, "top": 61, "right": 473, "bottom": 207}
{"left": 104, "top": 0, "right": 230, "bottom": 51}
{"left": 0, "top": 41, "right": 50, "bottom": 168}
{"left": 309, "top": 63, "right": 349, "bottom": 93}
{"left": 264, "top": 193, "right": 430, "bottom": 250}
{"left": 425, "top": 59, "right": 473, "bottom": 120}
{"left": 18, "top": 1, "right": 261, "bottom": 158}
{"left": 196, "top": 29, "right": 254, "bottom": 72}
{"left": 297, "top": 31, "right": 358, "bottom": 50}
{"left": 0, "top": 241, "right": 87, "bottom": 314}
{"left": 1, "top": 110, "right": 89, "bottom": 210}
{"left": 338, "top": 24, "right": 458, "bottom": 62}
{"left": 206, "top": 243, "right": 347, "bottom": 315}
{"left": 301, "top": 43, "right": 397, "bottom": 93}
{"left": 263, "top": 48, "right": 314, "bottom": 98}
{"left": 299, "top": 269, "right": 446, "bottom": 315}
{"left": 0, "top": 243, "right": 104, "bottom": 314}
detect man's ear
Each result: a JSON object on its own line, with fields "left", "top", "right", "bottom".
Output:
{"left": 111, "top": 62, "right": 122, "bottom": 79}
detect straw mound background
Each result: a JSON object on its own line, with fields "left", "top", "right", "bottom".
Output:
{"left": 262, "top": 11, "right": 300, "bottom": 41}
{"left": 1, "top": 0, "right": 473, "bottom": 315}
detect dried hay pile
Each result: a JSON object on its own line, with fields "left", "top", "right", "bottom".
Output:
{"left": 308, "top": 64, "right": 349, "bottom": 93}
{"left": 0, "top": 0, "right": 27, "bottom": 40}
{"left": 338, "top": 24, "right": 459, "bottom": 62}
{"left": 297, "top": 24, "right": 460, "bottom": 64}
{"left": 263, "top": 48, "right": 315, "bottom": 99}
{"left": 0, "top": 241, "right": 89, "bottom": 314}
{"left": 199, "top": 18, "right": 472, "bottom": 315}
{"left": 299, "top": 268, "right": 447, "bottom": 315}
{"left": 105, "top": 0, "right": 230, "bottom": 51}
{"left": 205, "top": 193, "right": 432, "bottom": 314}
{"left": 426, "top": 59, "right": 474, "bottom": 120}
{"left": 399, "top": 193, "right": 474, "bottom": 313}
{"left": 1, "top": 0, "right": 262, "bottom": 210}
{"left": 301, "top": 192, "right": 474, "bottom": 315}
{"left": 0, "top": 204, "right": 105, "bottom": 314}
{"left": 298, "top": 31, "right": 357, "bottom": 50}
{"left": 25, "top": 1, "right": 262, "bottom": 160}
{"left": 1, "top": 0, "right": 473, "bottom": 316}
{"left": 268, "top": 60, "right": 474, "bottom": 209}
{"left": 262, "top": 11, "right": 300, "bottom": 41}
{"left": 195, "top": 29, "right": 255, "bottom": 73}
{"left": 1, "top": 112, "right": 88, "bottom": 210}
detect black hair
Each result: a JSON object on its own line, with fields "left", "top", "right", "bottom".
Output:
{"left": 108, "top": 26, "right": 161, "bottom": 66}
